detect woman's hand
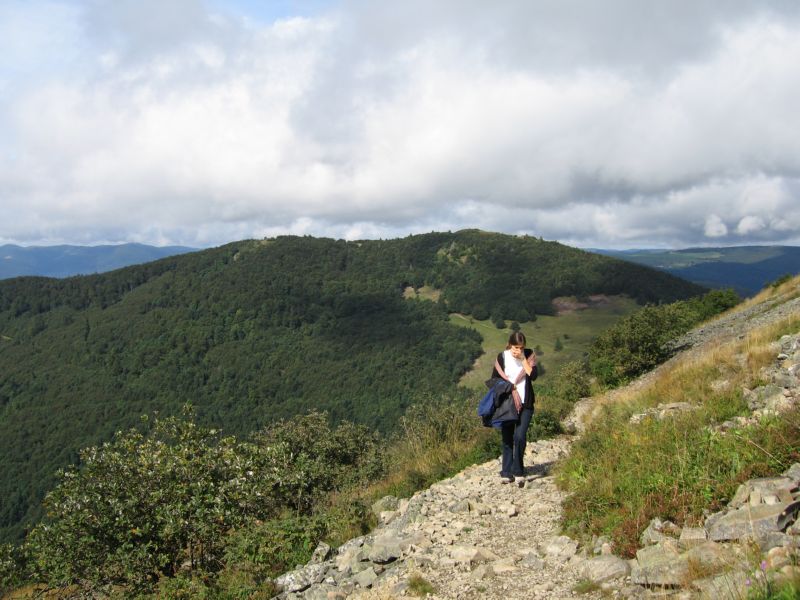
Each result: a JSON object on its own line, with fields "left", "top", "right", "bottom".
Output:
{"left": 523, "top": 351, "right": 535, "bottom": 375}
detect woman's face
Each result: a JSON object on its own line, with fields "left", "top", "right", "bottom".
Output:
{"left": 509, "top": 344, "right": 524, "bottom": 359}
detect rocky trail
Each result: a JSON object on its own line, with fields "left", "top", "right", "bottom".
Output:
{"left": 274, "top": 288, "right": 800, "bottom": 599}
{"left": 276, "top": 437, "right": 606, "bottom": 600}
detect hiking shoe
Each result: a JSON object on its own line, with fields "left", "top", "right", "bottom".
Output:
{"left": 500, "top": 476, "right": 515, "bottom": 484}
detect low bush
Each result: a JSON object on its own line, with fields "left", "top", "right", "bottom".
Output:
{"left": 0, "top": 542, "right": 26, "bottom": 596}
{"left": 528, "top": 410, "right": 563, "bottom": 441}
{"left": 23, "top": 407, "right": 385, "bottom": 596}
{"left": 222, "top": 515, "right": 328, "bottom": 580}
{"left": 589, "top": 289, "right": 739, "bottom": 386}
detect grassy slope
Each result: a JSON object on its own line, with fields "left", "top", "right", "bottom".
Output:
{"left": 451, "top": 295, "right": 640, "bottom": 390}
{"left": 558, "top": 276, "right": 800, "bottom": 557}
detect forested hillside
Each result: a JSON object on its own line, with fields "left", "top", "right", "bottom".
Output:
{"left": 0, "top": 231, "right": 704, "bottom": 542}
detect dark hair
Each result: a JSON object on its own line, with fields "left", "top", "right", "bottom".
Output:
{"left": 506, "top": 331, "right": 526, "bottom": 349}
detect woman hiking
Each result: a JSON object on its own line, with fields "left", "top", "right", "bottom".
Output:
{"left": 490, "top": 331, "right": 538, "bottom": 485}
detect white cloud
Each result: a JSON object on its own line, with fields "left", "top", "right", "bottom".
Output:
{"left": 736, "top": 216, "right": 766, "bottom": 235}
{"left": 704, "top": 215, "right": 728, "bottom": 238}
{"left": 1, "top": 1, "right": 800, "bottom": 248}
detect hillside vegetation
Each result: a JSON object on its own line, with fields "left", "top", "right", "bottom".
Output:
{"left": 0, "top": 230, "right": 704, "bottom": 543}
{"left": 560, "top": 275, "right": 800, "bottom": 557}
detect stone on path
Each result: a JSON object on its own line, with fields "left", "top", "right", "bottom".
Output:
{"left": 543, "top": 535, "right": 579, "bottom": 560}
{"left": 581, "top": 555, "right": 631, "bottom": 583}
{"left": 449, "top": 545, "right": 499, "bottom": 568}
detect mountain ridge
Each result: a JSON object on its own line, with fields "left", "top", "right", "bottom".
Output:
{"left": 593, "top": 245, "right": 800, "bottom": 296}
{"left": 0, "top": 242, "right": 196, "bottom": 279}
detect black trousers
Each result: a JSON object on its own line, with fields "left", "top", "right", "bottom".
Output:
{"left": 500, "top": 407, "right": 534, "bottom": 477}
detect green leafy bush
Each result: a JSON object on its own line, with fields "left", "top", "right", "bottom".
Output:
{"left": 253, "top": 412, "right": 386, "bottom": 513}
{"left": 222, "top": 515, "right": 328, "bottom": 580}
{"left": 589, "top": 289, "right": 739, "bottom": 386}
{"left": 552, "top": 361, "right": 590, "bottom": 405}
{"left": 0, "top": 542, "right": 26, "bottom": 596}
{"left": 27, "top": 411, "right": 289, "bottom": 592}
{"left": 528, "top": 410, "right": 563, "bottom": 441}
{"left": 24, "top": 409, "right": 384, "bottom": 595}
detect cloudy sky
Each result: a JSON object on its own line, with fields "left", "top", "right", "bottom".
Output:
{"left": 1, "top": 0, "right": 799, "bottom": 249}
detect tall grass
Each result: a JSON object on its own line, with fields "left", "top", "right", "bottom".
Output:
{"left": 559, "top": 305, "right": 800, "bottom": 558}
{"left": 361, "top": 390, "right": 497, "bottom": 502}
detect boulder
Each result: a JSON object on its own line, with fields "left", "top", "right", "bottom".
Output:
{"left": 685, "top": 541, "right": 743, "bottom": 574}
{"left": 692, "top": 570, "right": 748, "bottom": 600}
{"left": 371, "top": 495, "right": 400, "bottom": 516}
{"left": 353, "top": 566, "right": 377, "bottom": 588}
{"left": 448, "top": 498, "right": 471, "bottom": 514}
{"left": 631, "top": 543, "right": 688, "bottom": 587}
{"left": 784, "top": 463, "right": 800, "bottom": 482}
{"left": 310, "top": 541, "right": 332, "bottom": 564}
{"left": 491, "top": 557, "right": 519, "bottom": 574}
{"left": 543, "top": 535, "right": 579, "bottom": 560}
{"left": 746, "top": 385, "right": 784, "bottom": 411}
{"left": 368, "top": 534, "right": 403, "bottom": 564}
{"left": 378, "top": 510, "right": 397, "bottom": 525}
{"left": 450, "top": 545, "right": 499, "bottom": 568}
{"left": 641, "top": 517, "right": 679, "bottom": 545}
{"left": 706, "top": 502, "right": 792, "bottom": 542}
{"left": 678, "top": 527, "right": 707, "bottom": 549}
{"left": 581, "top": 555, "right": 631, "bottom": 583}
{"left": 464, "top": 499, "right": 489, "bottom": 515}
{"left": 274, "top": 563, "right": 328, "bottom": 593}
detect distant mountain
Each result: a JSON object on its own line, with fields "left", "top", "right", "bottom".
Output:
{"left": 591, "top": 246, "right": 800, "bottom": 296}
{"left": 0, "top": 243, "right": 196, "bottom": 279}
{"left": 0, "top": 230, "right": 705, "bottom": 541}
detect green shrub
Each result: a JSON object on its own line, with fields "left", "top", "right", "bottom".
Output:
{"left": 26, "top": 410, "right": 292, "bottom": 593}
{"left": 528, "top": 410, "right": 563, "bottom": 441}
{"left": 553, "top": 361, "right": 590, "bottom": 404}
{"left": 0, "top": 542, "right": 26, "bottom": 596}
{"left": 223, "top": 515, "right": 328, "bottom": 580}
{"left": 589, "top": 289, "right": 739, "bottom": 386}
{"left": 24, "top": 409, "right": 383, "bottom": 595}
{"left": 156, "top": 572, "right": 216, "bottom": 599}
{"left": 253, "top": 412, "right": 386, "bottom": 513}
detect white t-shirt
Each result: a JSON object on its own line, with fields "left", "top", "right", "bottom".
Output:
{"left": 502, "top": 350, "right": 527, "bottom": 405}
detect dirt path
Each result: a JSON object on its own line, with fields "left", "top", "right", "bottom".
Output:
{"left": 345, "top": 437, "right": 602, "bottom": 600}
